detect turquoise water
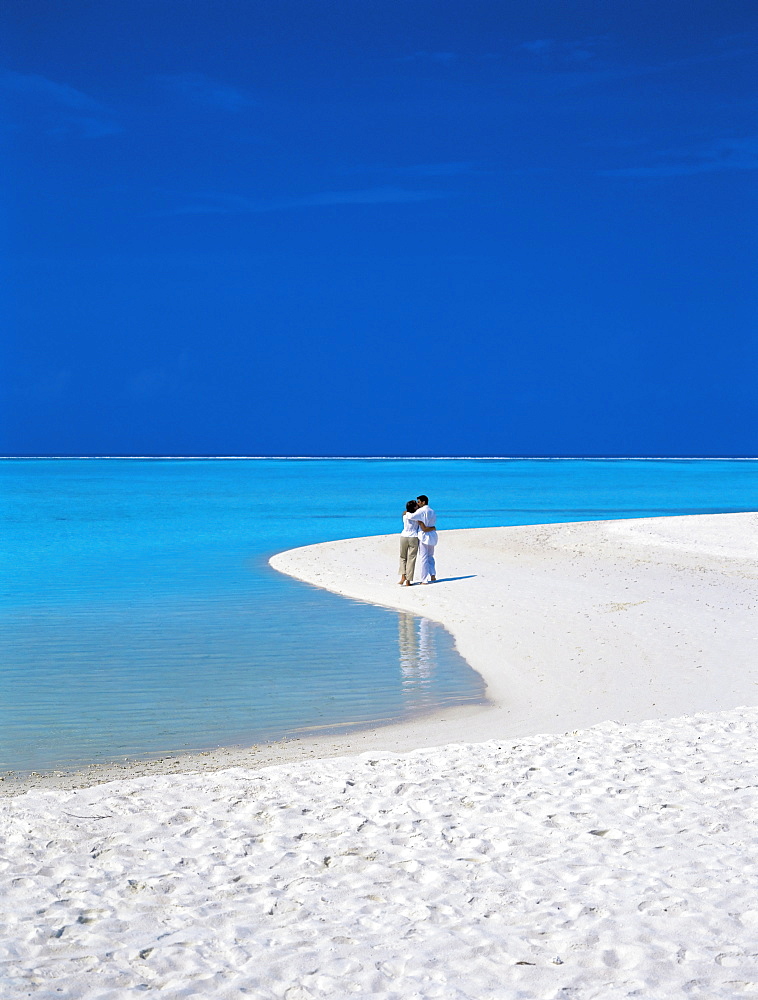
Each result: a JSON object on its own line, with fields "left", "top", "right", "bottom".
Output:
{"left": 1, "top": 458, "right": 755, "bottom": 773}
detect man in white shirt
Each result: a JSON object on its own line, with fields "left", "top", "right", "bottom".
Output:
{"left": 411, "top": 494, "right": 437, "bottom": 584}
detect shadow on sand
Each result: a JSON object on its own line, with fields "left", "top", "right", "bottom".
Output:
{"left": 419, "top": 575, "right": 477, "bottom": 585}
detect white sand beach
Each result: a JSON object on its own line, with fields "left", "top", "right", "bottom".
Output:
{"left": 270, "top": 512, "right": 758, "bottom": 749}
{"left": 2, "top": 513, "right": 758, "bottom": 998}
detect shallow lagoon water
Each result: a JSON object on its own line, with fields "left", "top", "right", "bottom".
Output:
{"left": 1, "top": 458, "right": 755, "bottom": 772}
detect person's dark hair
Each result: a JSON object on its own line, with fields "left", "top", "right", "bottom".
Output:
{"left": 416, "top": 495, "right": 429, "bottom": 505}
{"left": 406, "top": 500, "right": 418, "bottom": 513}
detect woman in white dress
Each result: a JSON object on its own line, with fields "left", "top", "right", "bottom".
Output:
{"left": 411, "top": 494, "right": 437, "bottom": 584}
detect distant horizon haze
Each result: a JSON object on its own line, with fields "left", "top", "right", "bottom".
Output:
{"left": 3, "top": 455, "right": 757, "bottom": 461}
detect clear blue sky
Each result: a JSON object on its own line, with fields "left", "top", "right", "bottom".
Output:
{"left": 2, "top": 0, "right": 756, "bottom": 456}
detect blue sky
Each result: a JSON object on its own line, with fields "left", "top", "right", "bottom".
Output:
{"left": 2, "top": 0, "right": 756, "bottom": 456}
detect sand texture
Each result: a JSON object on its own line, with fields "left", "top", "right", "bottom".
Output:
{"left": 3, "top": 709, "right": 758, "bottom": 998}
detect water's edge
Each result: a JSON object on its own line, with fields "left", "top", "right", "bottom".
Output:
{"left": 5, "top": 459, "right": 755, "bottom": 792}
{"left": 0, "top": 562, "right": 491, "bottom": 796}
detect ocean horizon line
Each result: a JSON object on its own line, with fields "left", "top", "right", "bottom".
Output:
{"left": 2, "top": 455, "right": 757, "bottom": 462}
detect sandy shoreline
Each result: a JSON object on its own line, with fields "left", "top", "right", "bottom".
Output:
{"left": 270, "top": 512, "right": 758, "bottom": 746}
{"left": 5, "top": 512, "right": 756, "bottom": 796}
{"left": 6, "top": 708, "right": 758, "bottom": 997}
{"left": 3, "top": 513, "right": 758, "bottom": 997}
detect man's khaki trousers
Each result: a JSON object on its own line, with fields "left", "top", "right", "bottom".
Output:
{"left": 399, "top": 536, "right": 419, "bottom": 582}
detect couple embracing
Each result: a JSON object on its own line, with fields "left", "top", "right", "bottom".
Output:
{"left": 398, "top": 494, "right": 437, "bottom": 586}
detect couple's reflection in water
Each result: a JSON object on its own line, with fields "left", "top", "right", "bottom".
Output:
{"left": 397, "top": 612, "right": 436, "bottom": 701}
